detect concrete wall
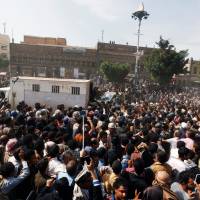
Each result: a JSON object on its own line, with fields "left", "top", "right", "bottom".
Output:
{"left": 23, "top": 35, "right": 67, "bottom": 46}
{"left": 10, "top": 78, "right": 90, "bottom": 109}
{"left": 0, "top": 34, "right": 10, "bottom": 59}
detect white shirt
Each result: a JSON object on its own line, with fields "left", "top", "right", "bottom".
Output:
{"left": 170, "top": 148, "right": 179, "bottom": 159}
{"left": 47, "top": 158, "right": 65, "bottom": 177}
{"left": 167, "top": 137, "right": 178, "bottom": 149}
{"left": 8, "top": 156, "right": 20, "bottom": 176}
{"left": 180, "top": 138, "right": 194, "bottom": 150}
{"left": 167, "top": 157, "right": 189, "bottom": 173}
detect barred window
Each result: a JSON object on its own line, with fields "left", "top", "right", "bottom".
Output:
{"left": 71, "top": 87, "right": 80, "bottom": 95}
{"left": 52, "top": 85, "right": 60, "bottom": 93}
{"left": 32, "top": 84, "right": 40, "bottom": 92}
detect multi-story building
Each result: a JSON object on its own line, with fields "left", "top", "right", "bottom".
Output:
{"left": 189, "top": 60, "right": 200, "bottom": 86}
{"left": 191, "top": 60, "right": 200, "bottom": 76}
{"left": 10, "top": 35, "right": 153, "bottom": 80}
{"left": 0, "top": 34, "right": 10, "bottom": 60}
{"left": 0, "top": 34, "right": 10, "bottom": 86}
{"left": 10, "top": 36, "right": 97, "bottom": 79}
{"left": 97, "top": 42, "right": 153, "bottom": 81}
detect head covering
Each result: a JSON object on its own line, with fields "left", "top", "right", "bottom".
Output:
{"left": 192, "top": 117, "right": 197, "bottom": 122}
{"left": 73, "top": 111, "right": 80, "bottom": 119}
{"left": 88, "top": 111, "right": 94, "bottom": 117}
{"left": 97, "top": 121, "right": 103, "bottom": 128}
{"left": 181, "top": 122, "right": 187, "bottom": 129}
{"left": 155, "top": 123, "right": 161, "bottom": 128}
{"left": 108, "top": 123, "right": 116, "bottom": 129}
{"left": 11, "top": 111, "right": 18, "bottom": 118}
{"left": 155, "top": 171, "right": 170, "bottom": 185}
{"left": 63, "top": 116, "right": 69, "bottom": 125}
{"left": 6, "top": 138, "right": 18, "bottom": 153}
{"left": 109, "top": 116, "right": 115, "bottom": 123}
{"left": 53, "top": 109, "right": 62, "bottom": 116}
{"left": 44, "top": 141, "right": 55, "bottom": 156}
{"left": 84, "top": 146, "right": 93, "bottom": 154}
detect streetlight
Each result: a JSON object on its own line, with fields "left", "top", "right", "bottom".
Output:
{"left": 132, "top": 3, "right": 149, "bottom": 89}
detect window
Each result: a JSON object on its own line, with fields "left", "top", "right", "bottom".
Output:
{"left": 52, "top": 85, "right": 60, "bottom": 93}
{"left": 193, "top": 67, "right": 197, "bottom": 74}
{"left": 32, "top": 84, "right": 40, "bottom": 92}
{"left": 1, "top": 45, "right": 7, "bottom": 50}
{"left": 71, "top": 87, "right": 80, "bottom": 95}
{"left": 37, "top": 67, "right": 46, "bottom": 77}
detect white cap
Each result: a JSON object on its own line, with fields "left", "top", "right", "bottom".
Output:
{"left": 181, "top": 109, "right": 186, "bottom": 113}
{"left": 109, "top": 116, "right": 115, "bottom": 123}
{"left": 181, "top": 122, "right": 187, "bottom": 129}
{"left": 192, "top": 117, "right": 197, "bottom": 122}
{"left": 108, "top": 123, "right": 116, "bottom": 129}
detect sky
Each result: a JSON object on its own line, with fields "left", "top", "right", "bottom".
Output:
{"left": 0, "top": 0, "right": 199, "bottom": 59}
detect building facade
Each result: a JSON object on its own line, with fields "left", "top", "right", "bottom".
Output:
{"left": 0, "top": 34, "right": 10, "bottom": 60}
{"left": 97, "top": 42, "right": 153, "bottom": 81}
{"left": 0, "top": 34, "right": 10, "bottom": 86}
{"left": 10, "top": 36, "right": 97, "bottom": 79}
{"left": 10, "top": 36, "right": 153, "bottom": 80}
{"left": 9, "top": 76, "right": 90, "bottom": 108}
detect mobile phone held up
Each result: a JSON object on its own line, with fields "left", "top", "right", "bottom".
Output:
{"left": 195, "top": 174, "right": 200, "bottom": 184}
{"left": 83, "top": 156, "right": 91, "bottom": 165}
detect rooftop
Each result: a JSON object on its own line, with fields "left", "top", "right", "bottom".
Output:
{"left": 13, "top": 76, "right": 90, "bottom": 83}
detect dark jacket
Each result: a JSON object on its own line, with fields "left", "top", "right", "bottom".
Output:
{"left": 128, "top": 173, "right": 148, "bottom": 199}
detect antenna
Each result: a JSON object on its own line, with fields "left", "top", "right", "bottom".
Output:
{"left": 3, "top": 22, "right": 6, "bottom": 34}
{"left": 11, "top": 29, "right": 14, "bottom": 43}
{"left": 101, "top": 30, "right": 104, "bottom": 43}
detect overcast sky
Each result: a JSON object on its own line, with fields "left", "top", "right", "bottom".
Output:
{"left": 0, "top": 0, "right": 199, "bottom": 59}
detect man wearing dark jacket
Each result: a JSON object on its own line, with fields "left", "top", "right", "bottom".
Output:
{"left": 36, "top": 177, "right": 69, "bottom": 200}
{"left": 73, "top": 158, "right": 103, "bottom": 200}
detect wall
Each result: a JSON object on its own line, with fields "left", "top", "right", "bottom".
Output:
{"left": 10, "top": 38, "right": 155, "bottom": 80}
{"left": 10, "top": 43, "right": 97, "bottom": 78}
{"left": 0, "top": 34, "right": 10, "bottom": 60}
{"left": 23, "top": 35, "right": 67, "bottom": 46}
{"left": 11, "top": 78, "right": 90, "bottom": 108}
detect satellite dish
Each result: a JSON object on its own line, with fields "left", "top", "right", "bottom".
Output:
{"left": 137, "top": 2, "right": 144, "bottom": 12}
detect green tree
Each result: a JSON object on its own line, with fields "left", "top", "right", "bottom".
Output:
{"left": 100, "top": 61, "right": 129, "bottom": 83}
{"left": 144, "top": 36, "right": 188, "bottom": 85}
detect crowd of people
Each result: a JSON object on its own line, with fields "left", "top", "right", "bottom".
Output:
{"left": 0, "top": 86, "right": 200, "bottom": 200}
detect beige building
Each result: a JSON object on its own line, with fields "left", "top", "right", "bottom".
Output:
{"left": 10, "top": 36, "right": 97, "bottom": 79}
{"left": 175, "top": 59, "right": 200, "bottom": 86}
{"left": 9, "top": 76, "right": 90, "bottom": 108}
{"left": 10, "top": 36, "right": 154, "bottom": 80}
{"left": 0, "top": 34, "right": 10, "bottom": 60}
{"left": 0, "top": 34, "right": 10, "bottom": 85}
{"left": 22, "top": 35, "right": 67, "bottom": 46}
{"left": 190, "top": 60, "right": 200, "bottom": 86}
{"left": 191, "top": 60, "right": 200, "bottom": 76}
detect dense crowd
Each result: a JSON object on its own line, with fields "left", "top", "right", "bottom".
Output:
{"left": 0, "top": 87, "right": 200, "bottom": 200}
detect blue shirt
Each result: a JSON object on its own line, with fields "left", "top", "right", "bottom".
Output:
{"left": 57, "top": 171, "right": 74, "bottom": 186}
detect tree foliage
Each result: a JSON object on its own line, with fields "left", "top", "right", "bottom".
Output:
{"left": 100, "top": 61, "right": 129, "bottom": 83}
{"left": 144, "top": 36, "right": 188, "bottom": 85}
{"left": 0, "top": 56, "right": 9, "bottom": 69}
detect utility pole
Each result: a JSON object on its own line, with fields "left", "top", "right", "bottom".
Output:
{"left": 101, "top": 30, "right": 104, "bottom": 43}
{"left": 3, "top": 22, "right": 6, "bottom": 34}
{"left": 132, "top": 3, "right": 149, "bottom": 89}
